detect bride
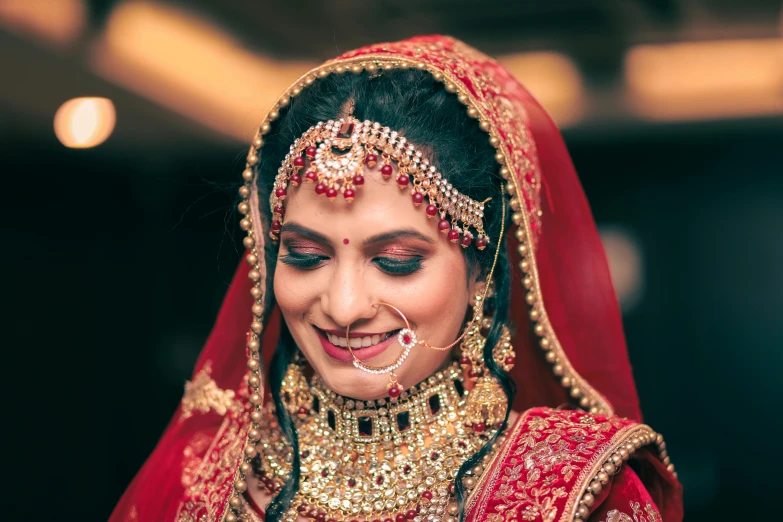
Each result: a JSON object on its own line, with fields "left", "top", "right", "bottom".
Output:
{"left": 110, "top": 36, "right": 683, "bottom": 522}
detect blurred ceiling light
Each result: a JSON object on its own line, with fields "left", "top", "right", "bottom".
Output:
{"left": 54, "top": 97, "right": 116, "bottom": 148}
{"left": 91, "top": 1, "right": 314, "bottom": 141}
{"left": 625, "top": 39, "right": 783, "bottom": 121}
{"left": 599, "top": 226, "right": 644, "bottom": 314}
{"left": 498, "top": 52, "right": 585, "bottom": 127}
{"left": 0, "top": 0, "right": 85, "bottom": 45}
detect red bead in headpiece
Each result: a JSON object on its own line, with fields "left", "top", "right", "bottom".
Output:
{"left": 275, "top": 187, "right": 287, "bottom": 199}
{"left": 411, "top": 192, "right": 424, "bottom": 206}
{"left": 344, "top": 188, "right": 355, "bottom": 201}
{"left": 293, "top": 156, "right": 305, "bottom": 168}
{"left": 305, "top": 146, "right": 317, "bottom": 159}
{"left": 305, "top": 170, "right": 317, "bottom": 183}
{"left": 460, "top": 234, "right": 473, "bottom": 248}
{"left": 447, "top": 229, "right": 460, "bottom": 243}
{"left": 273, "top": 204, "right": 285, "bottom": 217}
{"left": 438, "top": 219, "right": 451, "bottom": 233}
{"left": 326, "top": 187, "right": 338, "bottom": 199}
{"left": 365, "top": 154, "right": 378, "bottom": 168}
{"left": 290, "top": 173, "right": 302, "bottom": 186}
{"left": 315, "top": 182, "right": 327, "bottom": 195}
{"left": 353, "top": 174, "right": 365, "bottom": 185}
{"left": 396, "top": 174, "right": 409, "bottom": 188}
{"left": 271, "top": 220, "right": 282, "bottom": 233}
{"left": 380, "top": 164, "right": 393, "bottom": 178}
{"left": 475, "top": 236, "right": 488, "bottom": 250}
{"left": 425, "top": 204, "right": 438, "bottom": 217}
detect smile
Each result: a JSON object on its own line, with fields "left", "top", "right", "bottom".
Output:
{"left": 313, "top": 326, "right": 401, "bottom": 362}
{"left": 323, "top": 330, "right": 397, "bottom": 349}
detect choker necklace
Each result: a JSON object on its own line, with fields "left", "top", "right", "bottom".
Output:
{"left": 249, "top": 363, "right": 505, "bottom": 522}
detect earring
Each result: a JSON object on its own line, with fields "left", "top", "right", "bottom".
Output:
{"left": 281, "top": 353, "right": 312, "bottom": 418}
{"left": 460, "top": 289, "right": 515, "bottom": 431}
{"left": 346, "top": 302, "right": 418, "bottom": 399}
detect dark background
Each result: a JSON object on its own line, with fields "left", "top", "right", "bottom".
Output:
{"left": 2, "top": 1, "right": 781, "bottom": 520}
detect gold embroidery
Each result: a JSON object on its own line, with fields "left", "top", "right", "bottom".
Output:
{"left": 600, "top": 501, "right": 661, "bottom": 522}
{"left": 181, "top": 362, "right": 237, "bottom": 419}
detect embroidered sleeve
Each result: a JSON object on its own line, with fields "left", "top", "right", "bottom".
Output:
{"left": 588, "top": 467, "right": 662, "bottom": 522}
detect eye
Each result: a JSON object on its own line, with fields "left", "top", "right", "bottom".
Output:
{"left": 279, "top": 250, "right": 328, "bottom": 270}
{"left": 373, "top": 256, "right": 423, "bottom": 276}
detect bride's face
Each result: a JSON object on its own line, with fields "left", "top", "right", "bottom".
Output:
{"left": 273, "top": 161, "right": 479, "bottom": 399}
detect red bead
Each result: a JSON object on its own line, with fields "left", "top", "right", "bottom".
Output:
{"left": 305, "top": 170, "right": 317, "bottom": 183}
{"left": 460, "top": 234, "right": 473, "bottom": 248}
{"left": 438, "top": 219, "right": 451, "bottom": 233}
{"left": 381, "top": 164, "right": 393, "bottom": 177}
{"left": 290, "top": 173, "right": 302, "bottom": 186}
{"left": 448, "top": 483, "right": 455, "bottom": 494}
{"left": 315, "top": 182, "right": 326, "bottom": 195}
{"left": 388, "top": 385, "right": 401, "bottom": 398}
{"left": 365, "top": 154, "right": 378, "bottom": 168}
{"left": 348, "top": 477, "right": 356, "bottom": 487}
{"left": 468, "top": 368, "right": 481, "bottom": 379}
{"left": 459, "top": 356, "right": 471, "bottom": 367}
{"left": 474, "top": 422, "right": 486, "bottom": 433}
{"left": 326, "top": 187, "right": 338, "bottom": 199}
{"left": 425, "top": 204, "right": 438, "bottom": 217}
{"left": 305, "top": 146, "right": 317, "bottom": 158}
{"left": 297, "top": 505, "right": 308, "bottom": 513}
{"left": 275, "top": 187, "right": 287, "bottom": 198}
{"left": 315, "top": 513, "right": 326, "bottom": 522}
{"left": 298, "top": 406, "right": 309, "bottom": 416}
{"left": 353, "top": 174, "right": 365, "bottom": 185}
{"left": 476, "top": 236, "right": 488, "bottom": 250}
{"left": 403, "top": 334, "right": 411, "bottom": 344}
{"left": 293, "top": 156, "right": 305, "bottom": 168}
{"left": 447, "top": 229, "right": 460, "bottom": 242}
{"left": 396, "top": 514, "right": 407, "bottom": 522}
{"left": 412, "top": 192, "right": 424, "bottom": 206}
{"left": 384, "top": 519, "right": 394, "bottom": 522}
{"left": 505, "top": 356, "right": 515, "bottom": 366}
{"left": 271, "top": 220, "right": 282, "bottom": 232}
{"left": 273, "top": 204, "right": 284, "bottom": 216}
{"left": 407, "top": 509, "right": 418, "bottom": 519}
{"left": 422, "top": 490, "right": 433, "bottom": 500}
{"left": 396, "top": 174, "right": 409, "bottom": 187}
{"left": 344, "top": 188, "right": 355, "bottom": 201}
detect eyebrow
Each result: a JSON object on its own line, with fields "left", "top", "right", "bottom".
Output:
{"left": 279, "top": 221, "right": 435, "bottom": 246}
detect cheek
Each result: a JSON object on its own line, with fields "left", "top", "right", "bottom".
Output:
{"left": 273, "top": 261, "right": 314, "bottom": 317}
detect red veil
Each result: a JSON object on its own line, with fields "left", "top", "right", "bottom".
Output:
{"left": 110, "top": 36, "right": 676, "bottom": 522}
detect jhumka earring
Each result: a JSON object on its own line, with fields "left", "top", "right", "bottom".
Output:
{"left": 459, "top": 290, "right": 515, "bottom": 430}
{"left": 280, "top": 352, "right": 312, "bottom": 418}
{"left": 345, "top": 302, "right": 418, "bottom": 399}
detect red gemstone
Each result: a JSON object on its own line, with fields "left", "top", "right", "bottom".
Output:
{"left": 474, "top": 422, "right": 486, "bottom": 433}
{"left": 271, "top": 220, "right": 282, "bottom": 232}
{"left": 376, "top": 475, "right": 385, "bottom": 485}
{"left": 412, "top": 192, "right": 424, "bottom": 206}
{"left": 430, "top": 452, "right": 439, "bottom": 461}
{"left": 273, "top": 204, "right": 285, "bottom": 216}
{"left": 403, "top": 465, "right": 412, "bottom": 474}
{"left": 461, "top": 234, "right": 473, "bottom": 248}
{"left": 422, "top": 491, "right": 433, "bottom": 500}
{"left": 381, "top": 164, "right": 393, "bottom": 177}
{"left": 321, "top": 469, "right": 328, "bottom": 477}
{"left": 396, "top": 514, "right": 406, "bottom": 522}
{"left": 448, "top": 483, "right": 455, "bottom": 494}
{"left": 305, "top": 146, "right": 317, "bottom": 158}
{"left": 326, "top": 187, "right": 338, "bottom": 199}
{"left": 403, "top": 334, "right": 411, "bottom": 344}
{"left": 468, "top": 368, "right": 481, "bottom": 379}
{"left": 459, "top": 356, "right": 471, "bottom": 367}
{"left": 447, "top": 229, "right": 460, "bottom": 242}
{"left": 297, "top": 505, "right": 308, "bottom": 513}
{"left": 425, "top": 204, "right": 438, "bottom": 217}
{"left": 290, "top": 173, "right": 302, "bottom": 186}
{"left": 354, "top": 174, "right": 365, "bottom": 185}
{"left": 407, "top": 510, "right": 418, "bottom": 519}
{"left": 438, "top": 219, "right": 451, "bottom": 232}
{"left": 348, "top": 477, "right": 356, "bottom": 487}
{"left": 396, "top": 174, "right": 409, "bottom": 187}
{"left": 344, "top": 188, "right": 355, "bottom": 201}
{"left": 505, "top": 356, "right": 515, "bottom": 366}
{"left": 305, "top": 170, "right": 317, "bottom": 183}
{"left": 476, "top": 237, "right": 488, "bottom": 250}
{"left": 388, "top": 385, "right": 401, "bottom": 398}
{"left": 298, "top": 406, "right": 309, "bottom": 416}
{"left": 275, "top": 187, "right": 287, "bottom": 198}
{"left": 293, "top": 156, "right": 305, "bottom": 168}
{"left": 365, "top": 154, "right": 378, "bottom": 168}
{"left": 315, "top": 182, "right": 326, "bottom": 195}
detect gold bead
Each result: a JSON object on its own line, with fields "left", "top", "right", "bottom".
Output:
{"left": 291, "top": 87, "right": 302, "bottom": 96}
{"left": 472, "top": 464, "right": 483, "bottom": 475}
{"left": 529, "top": 308, "right": 539, "bottom": 319}
{"left": 590, "top": 406, "right": 599, "bottom": 414}
{"left": 244, "top": 445, "right": 257, "bottom": 458}
{"left": 248, "top": 429, "right": 260, "bottom": 441}
{"left": 514, "top": 227, "right": 525, "bottom": 241}
{"left": 663, "top": 456, "right": 671, "bottom": 465}
{"left": 448, "top": 502, "right": 459, "bottom": 515}
{"left": 495, "top": 152, "right": 505, "bottom": 164}
{"left": 383, "top": 63, "right": 393, "bottom": 71}
{"left": 603, "top": 462, "right": 616, "bottom": 474}
{"left": 517, "top": 244, "right": 528, "bottom": 257}
{"left": 251, "top": 321, "right": 262, "bottom": 333}
{"left": 445, "top": 83, "right": 457, "bottom": 92}
{"left": 523, "top": 277, "right": 533, "bottom": 288}
{"left": 433, "top": 72, "right": 444, "bottom": 81}
{"left": 597, "top": 471, "right": 609, "bottom": 484}
{"left": 553, "top": 364, "right": 564, "bottom": 376}
{"left": 230, "top": 496, "right": 242, "bottom": 508}
{"left": 248, "top": 270, "right": 260, "bottom": 281}
{"left": 261, "top": 123, "right": 271, "bottom": 133}
{"left": 250, "top": 410, "right": 262, "bottom": 422}
{"left": 318, "top": 69, "right": 330, "bottom": 78}
{"left": 240, "top": 218, "right": 251, "bottom": 231}
{"left": 458, "top": 93, "right": 469, "bottom": 103}
{"left": 667, "top": 463, "right": 675, "bottom": 473}
{"left": 240, "top": 462, "right": 252, "bottom": 475}
{"left": 249, "top": 393, "right": 262, "bottom": 405}
{"left": 540, "top": 337, "right": 550, "bottom": 348}
{"left": 509, "top": 198, "right": 520, "bottom": 211}
{"left": 576, "top": 505, "right": 588, "bottom": 519}
{"left": 278, "top": 96, "right": 290, "bottom": 107}
{"left": 268, "top": 110, "right": 279, "bottom": 120}
{"left": 238, "top": 202, "right": 250, "bottom": 215}
{"left": 252, "top": 304, "right": 263, "bottom": 317}
{"left": 588, "top": 480, "right": 602, "bottom": 495}
{"left": 225, "top": 513, "right": 237, "bottom": 522}
{"left": 250, "top": 286, "right": 262, "bottom": 299}
{"left": 489, "top": 136, "right": 499, "bottom": 147}
{"left": 580, "top": 397, "right": 590, "bottom": 408}
{"left": 243, "top": 236, "right": 255, "bottom": 249}
{"left": 463, "top": 476, "right": 476, "bottom": 489}
{"left": 417, "top": 62, "right": 426, "bottom": 69}
{"left": 561, "top": 376, "right": 572, "bottom": 387}
{"left": 479, "top": 120, "right": 490, "bottom": 131}
{"left": 335, "top": 66, "right": 346, "bottom": 74}
{"left": 500, "top": 166, "right": 510, "bottom": 177}
{"left": 248, "top": 374, "right": 260, "bottom": 387}
{"left": 234, "top": 479, "right": 247, "bottom": 492}
{"left": 570, "top": 387, "right": 581, "bottom": 398}
{"left": 582, "top": 492, "right": 594, "bottom": 507}
{"left": 534, "top": 324, "right": 544, "bottom": 335}
{"left": 467, "top": 107, "right": 479, "bottom": 118}
{"left": 519, "top": 260, "right": 529, "bottom": 271}
{"left": 241, "top": 168, "right": 254, "bottom": 182}
{"left": 367, "top": 63, "right": 378, "bottom": 72}
{"left": 238, "top": 186, "right": 250, "bottom": 198}
{"left": 545, "top": 351, "right": 557, "bottom": 363}
{"left": 619, "top": 448, "right": 630, "bottom": 459}
{"left": 245, "top": 254, "right": 258, "bottom": 266}
{"left": 350, "top": 64, "right": 362, "bottom": 73}
{"left": 253, "top": 135, "right": 263, "bottom": 148}
{"left": 248, "top": 359, "right": 260, "bottom": 371}
{"left": 247, "top": 154, "right": 258, "bottom": 166}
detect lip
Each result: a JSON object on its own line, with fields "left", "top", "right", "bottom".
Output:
{"left": 314, "top": 326, "right": 399, "bottom": 362}
{"left": 320, "top": 327, "right": 389, "bottom": 338}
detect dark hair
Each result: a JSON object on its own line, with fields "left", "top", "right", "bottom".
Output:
{"left": 254, "top": 69, "right": 515, "bottom": 521}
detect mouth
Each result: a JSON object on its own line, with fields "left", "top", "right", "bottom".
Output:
{"left": 313, "top": 325, "right": 401, "bottom": 362}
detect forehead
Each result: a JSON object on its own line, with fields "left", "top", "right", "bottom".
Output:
{"left": 282, "top": 165, "right": 437, "bottom": 240}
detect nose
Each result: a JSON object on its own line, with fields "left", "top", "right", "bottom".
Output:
{"left": 320, "top": 262, "right": 375, "bottom": 331}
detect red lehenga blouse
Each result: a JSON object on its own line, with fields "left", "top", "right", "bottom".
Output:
{"left": 109, "top": 36, "right": 683, "bottom": 522}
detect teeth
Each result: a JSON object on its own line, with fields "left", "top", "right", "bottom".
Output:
{"left": 324, "top": 331, "right": 386, "bottom": 348}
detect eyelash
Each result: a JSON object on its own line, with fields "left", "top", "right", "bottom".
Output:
{"left": 279, "top": 250, "right": 423, "bottom": 276}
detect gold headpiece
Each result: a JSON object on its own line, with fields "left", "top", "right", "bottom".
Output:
{"left": 269, "top": 117, "right": 490, "bottom": 249}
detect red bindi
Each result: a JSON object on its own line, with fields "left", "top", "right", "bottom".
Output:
{"left": 343, "top": 238, "right": 349, "bottom": 245}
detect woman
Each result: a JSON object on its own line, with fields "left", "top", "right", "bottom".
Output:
{"left": 110, "top": 36, "right": 682, "bottom": 522}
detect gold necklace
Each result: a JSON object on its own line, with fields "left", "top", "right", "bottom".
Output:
{"left": 250, "top": 363, "right": 505, "bottom": 522}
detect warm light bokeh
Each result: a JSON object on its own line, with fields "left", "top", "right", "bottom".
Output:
{"left": 0, "top": 0, "right": 86, "bottom": 45}
{"left": 54, "top": 97, "right": 116, "bottom": 148}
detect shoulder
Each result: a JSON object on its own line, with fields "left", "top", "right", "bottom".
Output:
{"left": 468, "top": 407, "right": 679, "bottom": 522}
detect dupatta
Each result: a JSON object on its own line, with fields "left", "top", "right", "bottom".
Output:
{"left": 110, "top": 35, "right": 680, "bottom": 522}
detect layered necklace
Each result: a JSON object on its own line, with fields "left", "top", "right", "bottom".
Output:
{"left": 249, "top": 363, "right": 505, "bottom": 522}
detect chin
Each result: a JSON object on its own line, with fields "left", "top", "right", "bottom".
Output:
{"left": 314, "top": 363, "right": 389, "bottom": 400}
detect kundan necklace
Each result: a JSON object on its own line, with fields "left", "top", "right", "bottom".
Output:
{"left": 248, "top": 363, "right": 505, "bottom": 522}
